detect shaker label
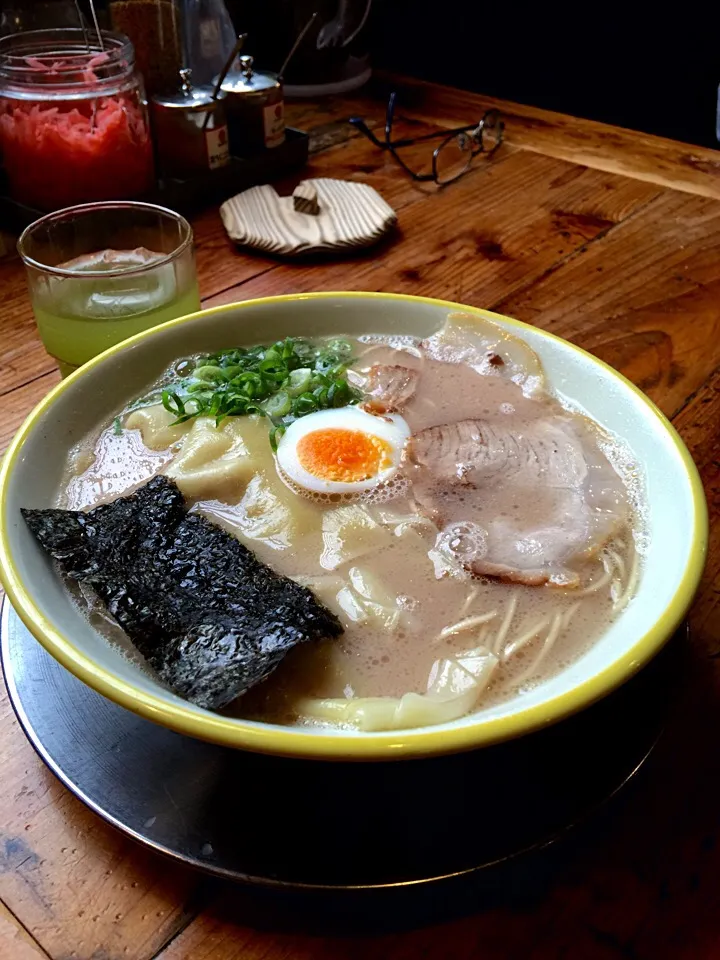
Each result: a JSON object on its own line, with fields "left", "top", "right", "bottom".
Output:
{"left": 206, "top": 124, "right": 230, "bottom": 170}
{"left": 263, "top": 100, "right": 286, "bottom": 149}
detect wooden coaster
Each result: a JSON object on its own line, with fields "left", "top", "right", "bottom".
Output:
{"left": 220, "top": 178, "right": 397, "bottom": 256}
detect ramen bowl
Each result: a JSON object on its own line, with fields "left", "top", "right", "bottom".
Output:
{"left": 0, "top": 293, "right": 707, "bottom": 760}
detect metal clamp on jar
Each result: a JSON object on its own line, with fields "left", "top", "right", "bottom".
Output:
{"left": 151, "top": 68, "right": 231, "bottom": 180}
{"left": 218, "top": 54, "right": 285, "bottom": 156}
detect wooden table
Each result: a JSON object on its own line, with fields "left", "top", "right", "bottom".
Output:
{"left": 1, "top": 74, "right": 720, "bottom": 960}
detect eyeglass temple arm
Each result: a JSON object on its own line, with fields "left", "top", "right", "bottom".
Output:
{"left": 350, "top": 118, "right": 480, "bottom": 148}
{"left": 348, "top": 117, "right": 393, "bottom": 149}
{"left": 390, "top": 124, "right": 479, "bottom": 148}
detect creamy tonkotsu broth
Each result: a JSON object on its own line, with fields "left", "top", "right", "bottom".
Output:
{"left": 58, "top": 314, "right": 643, "bottom": 731}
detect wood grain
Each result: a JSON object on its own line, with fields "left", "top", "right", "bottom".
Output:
{"left": 495, "top": 190, "right": 720, "bottom": 417}
{"left": 0, "top": 372, "right": 60, "bottom": 455}
{"left": 673, "top": 367, "right": 720, "bottom": 649}
{"left": 0, "top": 260, "right": 55, "bottom": 397}
{"left": 0, "top": 231, "right": 12, "bottom": 260}
{"left": 0, "top": 116, "right": 435, "bottom": 394}
{"left": 0, "top": 902, "right": 49, "bottom": 960}
{"left": 206, "top": 151, "right": 660, "bottom": 312}
{"left": 376, "top": 74, "right": 720, "bottom": 202}
{"left": 0, "top": 683, "right": 199, "bottom": 960}
{"left": 285, "top": 96, "right": 377, "bottom": 134}
{"left": 1, "top": 77, "right": 720, "bottom": 960}
{"left": 287, "top": 115, "right": 501, "bottom": 209}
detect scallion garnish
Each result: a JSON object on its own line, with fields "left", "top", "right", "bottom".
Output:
{"left": 154, "top": 337, "right": 362, "bottom": 448}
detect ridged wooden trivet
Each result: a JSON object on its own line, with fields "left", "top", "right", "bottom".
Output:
{"left": 220, "top": 178, "right": 397, "bottom": 256}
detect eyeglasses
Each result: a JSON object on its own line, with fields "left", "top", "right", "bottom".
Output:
{"left": 349, "top": 92, "right": 504, "bottom": 185}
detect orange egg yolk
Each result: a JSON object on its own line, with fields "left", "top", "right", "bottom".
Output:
{"left": 296, "top": 428, "right": 393, "bottom": 482}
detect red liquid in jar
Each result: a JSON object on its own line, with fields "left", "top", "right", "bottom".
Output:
{"left": 0, "top": 93, "right": 155, "bottom": 210}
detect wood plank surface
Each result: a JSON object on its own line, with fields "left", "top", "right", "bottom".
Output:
{"left": 0, "top": 115, "right": 457, "bottom": 395}
{"left": 0, "top": 372, "right": 61, "bottom": 455}
{"left": 0, "top": 682, "right": 200, "bottom": 960}
{"left": 673, "top": 368, "right": 720, "bottom": 649}
{"left": 375, "top": 74, "right": 720, "bottom": 201}
{"left": 495, "top": 189, "right": 720, "bottom": 418}
{"left": 206, "top": 152, "right": 661, "bottom": 309}
{"left": 0, "top": 902, "right": 49, "bottom": 960}
{"left": 1, "top": 78, "right": 720, "bottom": 960}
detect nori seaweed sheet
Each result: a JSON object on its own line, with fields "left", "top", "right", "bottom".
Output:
{"left": 22, "top": 475, "right": 343, "bottom": 710}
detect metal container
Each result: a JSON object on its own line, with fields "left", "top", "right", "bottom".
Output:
{"left": 219, "top": 54, "right": 285, "bottom": 154}
{"left": 151, "top": 69, "right": 230, "bottom": 180}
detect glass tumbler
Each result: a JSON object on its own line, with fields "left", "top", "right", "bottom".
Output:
{"left": 18, "top": 201, "right": 202, "bottom": 377}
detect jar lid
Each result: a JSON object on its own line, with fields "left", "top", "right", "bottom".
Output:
{"left": 219, "top": 55, "right": 279, "bottom": 95}
{"left": 0, "top": 28, "right": 135, "bottom": 89}
{"left": 152, "top": 68, "right": 226, "bottom": 111}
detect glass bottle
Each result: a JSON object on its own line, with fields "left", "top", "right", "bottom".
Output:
{"left": 110, "top": 0, "right": 185, "bottom": 96}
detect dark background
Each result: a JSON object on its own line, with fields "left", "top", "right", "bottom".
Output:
{"left": 231, "top": 0, "right": 720, "bottom": 149}
{"left": 370, "top": 3, "right": 719, "bottom": 149}
{"left": 3, "top": 1, "right": 717, "bottom": 149}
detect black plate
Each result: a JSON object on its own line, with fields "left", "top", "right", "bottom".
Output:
{"left": 0, "top": 601, "right": 681, "bottom": 891}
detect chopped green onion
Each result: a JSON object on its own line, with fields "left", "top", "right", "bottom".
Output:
{"left": 269, "top": 423, "right": 286, "bottom": 451}
{"left": 193, "top": 365, "right": 227, "bottom": 382}
{"left": 162, "top": 389, "right": 186, "bottom": 417}
{"left": 146, "top": 337, "right": 362, "bottom": 448}
{"left": 287, "top": 367, "right": 312, "bottom": 397}
{"left": 263, "top": 390, "right": 291, "bottom": 417}
{"left": 293, "top": 393, "right": 318, "bottom": 417}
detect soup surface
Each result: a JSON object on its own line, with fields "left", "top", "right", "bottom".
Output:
{"left": 56, "top": 313, "right": 644, "bottom": 731}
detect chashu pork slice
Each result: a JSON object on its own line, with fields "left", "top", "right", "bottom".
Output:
{"left": 408, "top": 417, "right": 629, "bottom": 586}
{"left": 360, "top": 364, "right": 420, "bottom": 414}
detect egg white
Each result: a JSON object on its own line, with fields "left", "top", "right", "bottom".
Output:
{"left": 276, "top": 406, "right": 411, "bottom": 494}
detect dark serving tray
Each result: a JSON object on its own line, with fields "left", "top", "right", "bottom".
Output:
{"left": 0, "top": 127, "right": 309, "bottom": 230}
{"left": 0, "top": 598, "right": 682, "bottom": 898}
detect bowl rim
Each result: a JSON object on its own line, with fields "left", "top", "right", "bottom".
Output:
{"left": 0, "top": 291, "right": 708, "bottom": 759}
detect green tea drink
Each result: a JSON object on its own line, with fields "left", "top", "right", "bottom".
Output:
{"left": 32, "top": 248, "right": 201, "bottom": 376}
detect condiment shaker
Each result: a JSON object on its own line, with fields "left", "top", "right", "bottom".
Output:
{"left": 151, "top": 68, "right": 231, "bottom": 179}
{"left": 218, "top": 54, "right": 285, "bottom": 155}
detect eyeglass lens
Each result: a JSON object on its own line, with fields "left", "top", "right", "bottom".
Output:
{"left": 433, "top": 133, "right": 474, "bottom": 184}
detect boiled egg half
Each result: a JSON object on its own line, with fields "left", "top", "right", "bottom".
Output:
{"left": 276, "top": 406, "right": 411, "bottom": 494}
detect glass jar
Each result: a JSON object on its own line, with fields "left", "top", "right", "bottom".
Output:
{"left": 110, "top": 0, "right": 184, "bottom": 97}
{"left": 0, "top": 28, "right": 155, "bottom": 211}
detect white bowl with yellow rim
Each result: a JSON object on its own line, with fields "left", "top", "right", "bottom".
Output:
{"left": 0, "top": 293, "right": 708, "bottom": 759}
